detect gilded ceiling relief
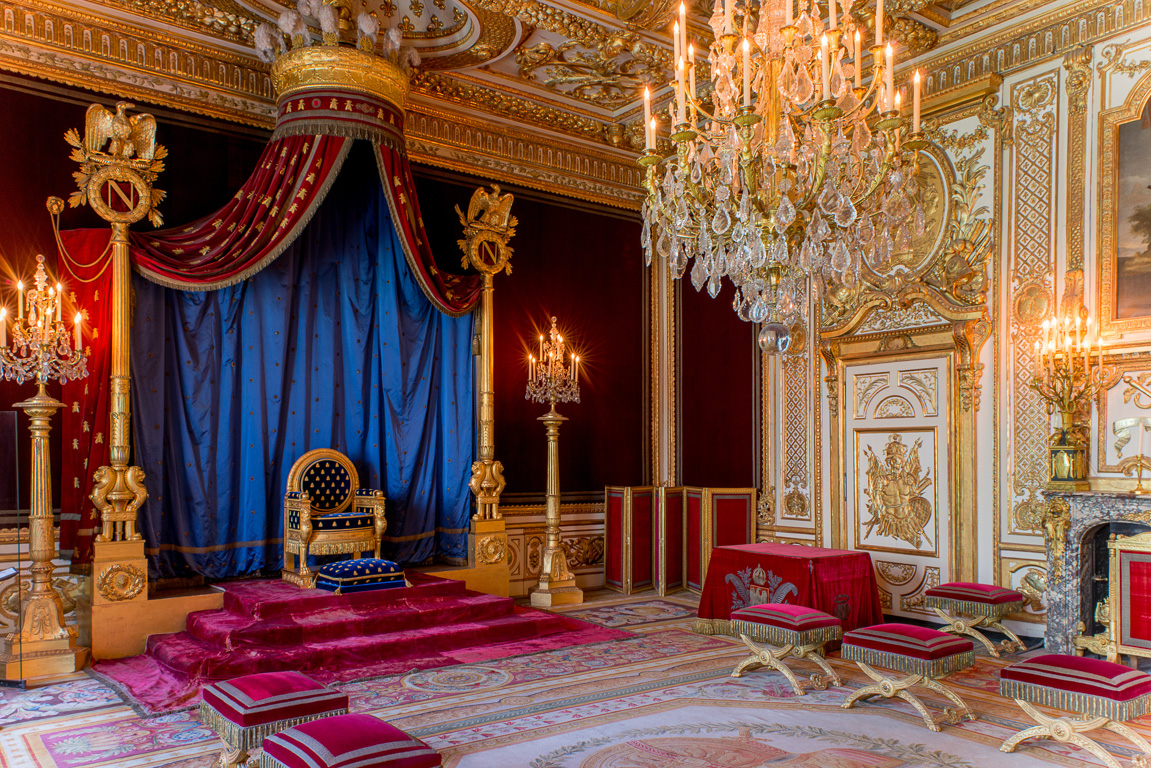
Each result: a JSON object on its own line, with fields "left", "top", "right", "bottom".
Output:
{"left": 515, "top": 32, "right": 669, "bottom": 110}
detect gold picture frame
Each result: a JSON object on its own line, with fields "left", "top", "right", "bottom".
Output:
{"left": 1098, "top": 70, "right": 1151, "bottom": 338}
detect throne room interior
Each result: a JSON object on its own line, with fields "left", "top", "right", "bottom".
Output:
{"left": 2, "top": 0, "right": 1151, "bottom": 765}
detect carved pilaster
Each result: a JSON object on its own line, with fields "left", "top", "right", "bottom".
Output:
{"left": 1063, "top": 46, "right": 1093, "bottom": 272}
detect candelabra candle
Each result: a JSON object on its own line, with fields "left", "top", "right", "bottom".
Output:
{"left": 0, "top": 254, "right": 88, "bottom": 386}
{"left": 525, "top": 316, "right": 580, "bottom": 405}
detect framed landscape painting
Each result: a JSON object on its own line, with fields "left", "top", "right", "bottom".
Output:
{"left": 1100, "top": 75, "right": 1151, "bottom": 336}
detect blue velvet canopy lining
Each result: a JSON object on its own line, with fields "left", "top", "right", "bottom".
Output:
{"left": 129, "top": 143, "right": 475, "bottom": 578}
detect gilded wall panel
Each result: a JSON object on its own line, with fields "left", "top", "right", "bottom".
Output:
{"left": 1008, "top": 70, "right": 1059, "bottom": 538}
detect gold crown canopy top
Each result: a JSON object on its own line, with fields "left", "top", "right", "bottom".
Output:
{"left": 271, "top": 46, "right": 409, "bottom": 111}
{"left": 270, "top": 46, "right": 410, "bottom": 146}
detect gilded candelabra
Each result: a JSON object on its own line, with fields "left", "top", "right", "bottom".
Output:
{"left": 1029, "top": 313, "right": 1110, "bottom": 491}
{"left": 639, "top": 0, "right": 927, "bottom": 330}
{"left": 526, "top": 317, "right": 583, "bottom": 607}
{"left": 0, "top": 250, "right": 90, "bottom": 678}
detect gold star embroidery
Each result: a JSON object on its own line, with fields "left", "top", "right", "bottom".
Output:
{"left": 200, "top": 247, "right": 210, "bottom": 255}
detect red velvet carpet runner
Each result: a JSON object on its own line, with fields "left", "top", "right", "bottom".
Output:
{"left": 92, "top": 573, "right": 628, "bottom": 714}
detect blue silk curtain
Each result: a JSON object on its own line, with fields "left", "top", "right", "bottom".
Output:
{"left": 130, "top": 144, "right": 474, "bottom": 579}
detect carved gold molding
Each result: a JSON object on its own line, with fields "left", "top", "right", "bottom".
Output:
{"left": 1064, "top": 45, "right": 1092, "bottom": 273}
{"left": 1009, "top": 69, "right": 1059, "bottom": 538}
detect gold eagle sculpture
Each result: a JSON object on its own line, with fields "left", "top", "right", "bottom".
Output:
{"left": 84, "top": 102, "right": 157, "bottom": 163}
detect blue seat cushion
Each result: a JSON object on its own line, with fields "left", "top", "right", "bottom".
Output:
{"left": 315, "top": 559, "right": 407, "bottom": 594}
{"left": 288, "top": 510, "right": 374, "bottom": 532}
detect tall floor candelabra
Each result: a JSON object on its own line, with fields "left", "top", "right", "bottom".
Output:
{"left": 527, "top": 317, "right": 583, "bottom": 607}
{"left": 0, "top": 252, "right": 89, "bottom": 678}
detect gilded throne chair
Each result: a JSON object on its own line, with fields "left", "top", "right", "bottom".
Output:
{"left": 282, "top": 449, "right": 386, "bottom": 587}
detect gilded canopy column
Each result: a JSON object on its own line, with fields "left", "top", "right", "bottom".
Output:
{"left": 457, "top": 186, "right": 516, "bottom": 571}
{"left": 68, "top": 103, "right": 165, "bottom": 621}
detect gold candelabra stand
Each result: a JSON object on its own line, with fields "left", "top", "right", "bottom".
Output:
{"left": 0, "top": 250, "right": 90, "bottom": 679}
{"left": 1029, "top": 313, "right": 1111, "bottom": 491}
{"left": 526, "top": 317, "right": 583, "bottom": 607}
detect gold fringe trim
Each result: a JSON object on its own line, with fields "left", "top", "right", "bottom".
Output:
{"left": 692, "top": 618, "right": 735, "bottom": 637}
{"left": 1000, "top": 679, "right": 1151, "bottom": 722}
{"left": 731, "top": 619, "right": 842, "bottom": 648}
{"left": 842, "top": 645, "right": 975, "bottom": 679}
{"left": 925, "top": 595, "right": 1024, "bottom": 617}
{"left": 272, "top": 120, "right": 404, "bottom": 155}
{"left": 135, "top": 140, "right": 353, "bottom": 292}
{"left": 200, "top": 702, "right": 348, "bottom": 752}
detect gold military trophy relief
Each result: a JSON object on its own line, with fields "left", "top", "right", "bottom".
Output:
{"left": 863, "top": 434, "right": 934, "bottom": 550}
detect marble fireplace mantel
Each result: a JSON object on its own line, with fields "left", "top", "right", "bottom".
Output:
{"left": 1044, "top": 490, "right": 1151, "bottom": 654}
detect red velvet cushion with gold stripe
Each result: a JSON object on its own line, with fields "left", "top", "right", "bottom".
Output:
{"left": 925, "top": 582, "right": 1023, "bottom": 605}
{"left": 260, "top": 713, "right": 440, "bottom": 768}
{"left": 1001, "top": 654, "right": 1151, "bottom": 702}
{"left": 202, "top": 671, "right": 348, "bottom": 728}
{"left": 731, "top": 603, "right": 841, "bottom": 632}
{"left": 842, "top": 623, "right": 973, "bottom": 661}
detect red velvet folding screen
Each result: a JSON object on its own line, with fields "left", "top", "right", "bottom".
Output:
{"left": 604, "top": 485, "right": 756, "bottom": 595}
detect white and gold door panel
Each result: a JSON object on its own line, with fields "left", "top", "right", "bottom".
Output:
{"left": 845, "top": 357, "right": 951, "bottom": 620}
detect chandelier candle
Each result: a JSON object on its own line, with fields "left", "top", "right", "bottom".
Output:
{"left": 639, "top": 0, "right": 928, "bottom": 329}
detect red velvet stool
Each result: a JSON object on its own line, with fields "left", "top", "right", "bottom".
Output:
{"left": 841, "top": 623, "right": 976, "bottom": 731}
{"left": 729, "top": 603, "right": 843, "bottom": 694}
{"left": 924, "top": 581, "right": 1027, "bottom": 657}
{"left": 999, "top": 654, "right": 1151, "bottom": 768}
{"left": 259, "top": 713, "right": 442, "bottom": 768}
{"left": 200, "top": 671, "right": 349, "bottom": 768}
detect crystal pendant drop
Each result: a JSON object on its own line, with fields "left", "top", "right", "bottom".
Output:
{"left": 707, "top": 273, "right": 722, "bottom": 298}
{"left": 691, "top": 160, "right": 703, "bottom": 185}
{"left": 657, "top": 229, "right": 672, "bottom": 259}
{"left": 851, "top": 118, "right": 872, "bottom": 156}
{"left": 818, "top": 184, "right": 841, "bottom": 217}
{"left": 779, "top": 56, "right": 797, "bottom": 101}
{"left": 738, "top": 190, "right": 751, "bottom": 223}
{"left": 793, "top": 61, "right": 814, "bottom": 104}
{"left": 830, "top": 240, "right": 850, "bottom": 272}
{"left": 749, "top": 295, "right": 768, "bottom": 323}
{"left": 776, "top": 115, "right": 796, "bottom": 159}
{"left": 772, "top": 236, "right": 788, "bottom": 263}
{"left": 753, "top": 236, "right": 767, "bottom": 268}
{"left": 836, "top": 195, "right": 858, "bottom": 228}
{"left": 857, "top": 214, "right": 875, "bottom": 243}
{"left": 712, "top": 205, "right": 732, "bottom": 235}
{"left": 776, "top": 194, "right": 796, "bottom": 231}
{"left": 914, "top": 204, "right": 926, "bottom": 237}
{"left": 829, "top": 51, "right": 846, "bottom": 98}
{"left": 691, "top": 257, "right": 707, "bottom": 291}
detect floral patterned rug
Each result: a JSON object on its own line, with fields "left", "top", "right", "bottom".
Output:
{"left": 1, "top": 593, "right": 1147, "bottom": 768}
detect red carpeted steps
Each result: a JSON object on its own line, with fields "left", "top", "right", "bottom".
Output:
{"left": 92, "top": 572, "right": 630, "bottom": 714}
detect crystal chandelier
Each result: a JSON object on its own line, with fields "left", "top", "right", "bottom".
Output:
{"left": 639, "top": 0, "right": 927, "bottom": 341}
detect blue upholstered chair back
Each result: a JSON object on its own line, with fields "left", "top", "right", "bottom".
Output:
{"left": 286, "top": 450, "right": 358, "bottom": 515}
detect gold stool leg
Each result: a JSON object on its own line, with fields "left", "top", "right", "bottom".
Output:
{"left": 920, "top": 676, "right": 976, "bottom": 724}
{"left": 842, "top": 662, "right": 938, "bottom": 731}
{"left": 797, "top": 642, "right": 842, "bottom": 690}
{"left": 1103, "top": 718, "right": 1151, "bottom": 760}
{"left": 216, "top": 746, "right": 253, "bottom": 768}
{"left": 984, "top": 619, "right": 1027, "bottom": 654}
{"left": 1000, "top": 699, "right": 1123, "bottom": 768}
{"left": 932, "top": 607, "right": 1000, "bottom": 656}
{"left": 731, "top": 636, "right": 805, "bottom": 695}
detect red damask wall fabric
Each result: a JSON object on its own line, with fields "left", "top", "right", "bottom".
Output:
{"left": 59, "top": 229, "right": 115, "bottom": 565}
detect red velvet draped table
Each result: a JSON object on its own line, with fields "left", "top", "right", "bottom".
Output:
{"left": 695, "top": 542, "right": 882, "bottom": 645}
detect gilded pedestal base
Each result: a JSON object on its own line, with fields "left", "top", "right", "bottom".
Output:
{"left": 0, "top": 632, "right": 88, "bottom": 679}
{"left": 530, "top": 548, "right": 583, "bottom": 607}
